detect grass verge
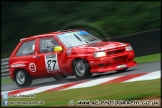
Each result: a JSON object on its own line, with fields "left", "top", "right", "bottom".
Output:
{"left": 8, "top": 79, "right": 160, "bottom": 106}
{"left": 1, "top": 53, "right": 160, "bottom": 85}
{"left": 1, "top": 78, "right": 13, "bottom": 84}
{"left": 134, "top": 53, "right": 161, "bottom": 64}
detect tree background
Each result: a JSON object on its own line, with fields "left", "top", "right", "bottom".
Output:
{"left": 1, "top": 1, "right": 161, "bottom": 58}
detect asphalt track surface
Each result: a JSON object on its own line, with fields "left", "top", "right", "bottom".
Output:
{"left": 1, "top": 61, "right": 160, "bottom": 92}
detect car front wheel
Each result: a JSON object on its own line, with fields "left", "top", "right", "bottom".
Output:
{"left": 73, "top": 59, "right": 92, "bottom": 79}
{"left": 15, "top": 69, "right": 33, "bottom": 87}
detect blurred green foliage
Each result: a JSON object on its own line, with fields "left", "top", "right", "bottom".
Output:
{"left": 1, "top": 1, "right": 161, "bottom": 52}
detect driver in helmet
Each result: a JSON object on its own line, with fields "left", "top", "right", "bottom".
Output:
{"left": 47, "top": 40, "right": 57, "bottom": 48}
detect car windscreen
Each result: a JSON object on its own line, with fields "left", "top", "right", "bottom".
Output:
{"left": 56, "top": 30, "right": 101, "bottom": 48}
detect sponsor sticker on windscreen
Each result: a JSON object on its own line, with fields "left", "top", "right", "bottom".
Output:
{"left": 57, "top": 31, "right": 80, "bottom": 39}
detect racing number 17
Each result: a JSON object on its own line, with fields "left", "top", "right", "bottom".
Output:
{"left": 47, "top": 60, "right": 56, "bottom": 70}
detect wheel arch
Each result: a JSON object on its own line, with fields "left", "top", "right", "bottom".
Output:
{"left": 13, "top": 68, "right": 32, "bottom": 81}
{"left": 71, "top": 58, "right": 90, "bottom": 73}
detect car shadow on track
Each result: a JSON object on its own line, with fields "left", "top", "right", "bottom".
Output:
{"left": 90, "top": 69, "right": 138, "bottom": 79}
{"left": 29, "top": 69, "right": 138, "bottom": 88}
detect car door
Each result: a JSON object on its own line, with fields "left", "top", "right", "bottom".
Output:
{"left": 36, "top": 37, "right": 61, "bottom": 76}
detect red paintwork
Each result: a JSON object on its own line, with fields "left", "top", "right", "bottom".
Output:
{"left": 9, "top": 29, "right": 137, "bottom": 81}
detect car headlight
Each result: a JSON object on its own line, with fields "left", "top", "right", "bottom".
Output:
{"left": 126, "top": 46, "right": 133, "bottom": 51}
{"left": 94, "top": 52, "right": 106, "bottom": 58}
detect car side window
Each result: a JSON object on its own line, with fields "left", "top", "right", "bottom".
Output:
{"left": 39, "top": 37, "right": 60, "bottom": 53}
{"left": 16, "top": 40, "right": 35, "bottom": 56}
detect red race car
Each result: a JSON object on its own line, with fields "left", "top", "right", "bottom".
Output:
{"left": 9, "top": 29, "right": 137, "bottom": 87}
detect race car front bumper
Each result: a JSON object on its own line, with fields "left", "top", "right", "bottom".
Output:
{"left": 88, "top": 52, "right": 137, "bottom": 73}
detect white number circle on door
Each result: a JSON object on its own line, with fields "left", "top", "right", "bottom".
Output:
{"left": 29, "top": 62, "right": 36, "bottom": 72}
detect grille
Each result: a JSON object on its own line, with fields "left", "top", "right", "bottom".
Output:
{"left": 107, "top": 49, "right": 125, "bottom": 55}
{"left": 113, "top": 55, "right": 128, "bottom": 65}
{"left": 114, "top": 55, "right": 127, "bottom": 61}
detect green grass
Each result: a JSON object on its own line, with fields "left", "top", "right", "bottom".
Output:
{"left": 1, "top": 53, "right": 161, "bottom": 85}
{"left": 1, "top": 78, "right": 13, "bottom": 84}
{"left": 8, "top": 79, "right": 160, "bottom": 107}
{"left": 134, "top": 53, "right": 161, "bottom": 64}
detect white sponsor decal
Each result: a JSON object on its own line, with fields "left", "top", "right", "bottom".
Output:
{"left": 66, "top": 49, "right": 71, "bottom": 56}
{"left": 29, "top": 62, "right": 36, "bottom": 72}
{"left": 45, "top": 54, "right": 60, "bottom": 73}
{"left": 11, "top": 63, "right": 26, "bottom": 68}
{"left": 116, "top": 64, "right": 127, "bottom": 69}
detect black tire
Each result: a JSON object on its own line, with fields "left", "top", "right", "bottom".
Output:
{"left": 15, "top": 69, "right": 33, "bottom": 87}
{"left": 72, "top": 59, "right": 92, "bottom": 79}
{"left": 116, "top": 68, "right": 128, "bottom": 72}
{"left": 53, "top": 72, "right": 67, "bottom": 81}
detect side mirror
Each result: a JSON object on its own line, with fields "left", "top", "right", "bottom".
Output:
{"left": 54, "top": 46, "right": 63, "bottom": 52}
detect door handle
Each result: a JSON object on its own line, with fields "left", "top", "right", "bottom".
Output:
{"left": 37, "top": 56, "right": 41, "bottom": 58}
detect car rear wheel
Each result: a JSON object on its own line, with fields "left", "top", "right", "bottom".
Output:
{"left": 53, "top": 72, "right": 67, "bottom": 81}
{"left": 73, "top": 59, "right": 92, "bottom": 79}
{"left": 116, "top": 68, "right": 128, "bottom": 72}
{"left": 15, "top": 69, "right": 33, "bottom": 87}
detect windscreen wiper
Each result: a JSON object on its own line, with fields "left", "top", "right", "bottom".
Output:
{"left": 74, "top": 34, "right": 89, "bottom": 44}
{"left": 74, "top": 34, "right": 82, "bottom": 42}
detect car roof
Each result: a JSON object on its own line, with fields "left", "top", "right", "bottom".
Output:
{"left": 20, "top": 29, "right": 82, "bottom": 41}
